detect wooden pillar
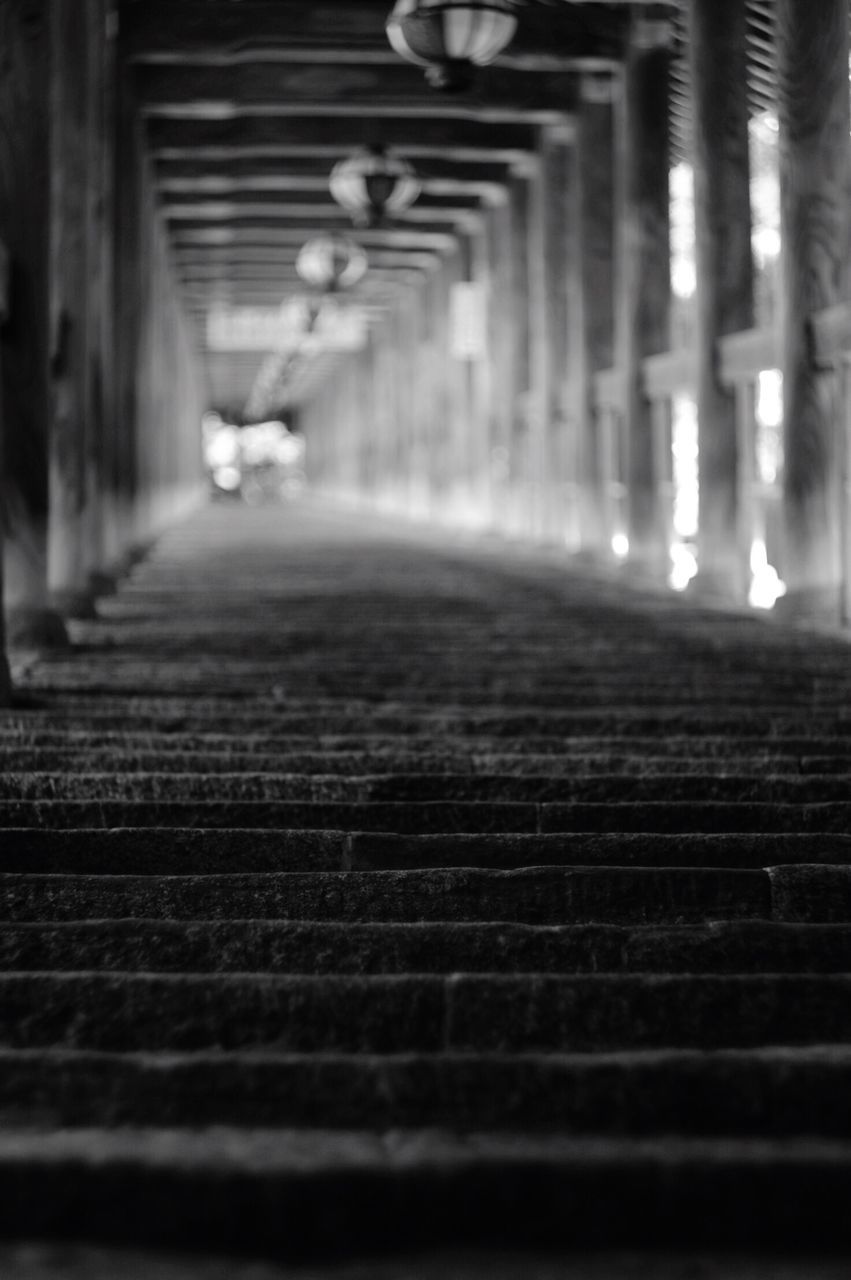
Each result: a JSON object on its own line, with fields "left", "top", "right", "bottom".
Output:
{"left": 526, "top": 147, "right": 551, "bottom": 541}
{"left": 574, "top": 78, "right": 617, "bottom": 552}
{"left": 0, "top": 0, "right": 69, "bottom": 648}
{"left": 777, "top": 0, "right": 851, "bottom": 615}
{"left": 48, "top": 0, "right": 99, "bottom": 619}
{"left": 0, "top": 243, "right": 12, "bottom": 701}
{"left": 113, "top": 53, "right": 144, "bottom": 560}
{"left": 468, "top": 221, "right": 493, "bottom": 526}
{"left": 542, "top": 124, "right": 577, "bottom": 546}
{"left": 509, "top": 172, "right": 532, "bottom": 536}
{"left": 689, "top": 0, "right": 755, "bottom": 598}
{"left": 485, "top": 197, "right": 515, "bottom": 531}
{"left": 615, "top": 16, "right": 672, "bottom": 569}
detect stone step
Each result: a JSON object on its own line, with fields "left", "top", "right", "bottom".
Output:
{"left": 2, "top": 1245, "right": 849, "bottom": 1280}
{"left": 2, "top": 1046, "right": 851, "bottom": 1135}
{"left": 0, "top": 866, "right": 778, "bottom": 924}
{"left": 5, "top": 730, "right": 851, "bottom": 760}
{"left": 3, "top": 829, "right": 850, "bottom": 875}
{"left": 0, "top": 1130, "right": 850, "bottom": 1253}
{"left": 5, "top": 771, "right": 851, "bottom": 805}
{"left": 8, "top": 706, "right": 851, "bottom": 737}
{"left": 1, "top": 919, "right": 849, "bottom": 975}
{"left": 10, "top": 749, "right": 851, "bottom": 777}
{"left": 5, "top": 799, "right": 851, "bottom": 834}
{"left": 1, "top": 972, "right": 850, "bottom": 1052}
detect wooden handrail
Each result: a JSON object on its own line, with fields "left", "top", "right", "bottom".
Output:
{"left": 643, "top": 348, "right": 696, "bottom": 399}
{"left": 0, "top": 239, "right": 9, "bottom": 325}
{"left": 718, "top": 326, "right": 780, "bottom": 386}
{"left": 593, "top": 367, "right": 623, "bottom": 413}
{"left": 810, "top": 302, "right": 851, "bottom": 369}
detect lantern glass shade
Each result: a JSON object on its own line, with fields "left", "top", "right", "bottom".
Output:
{"left": 295, "top": 234, "right": 368, "bottom": 292}
{"left": 330, "top": 146, "right": 421, "bottom": 227}
{"left": 387, "top": 0, "right": 518, "bottom": 91}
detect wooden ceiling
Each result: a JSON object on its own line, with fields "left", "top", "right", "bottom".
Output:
{"left": 119, "top": 0, "right": 778, "bottom": 417}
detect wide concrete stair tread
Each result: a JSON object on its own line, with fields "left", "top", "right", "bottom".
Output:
{"left": 6, "top": 502, "right": 851, "bottom": 1262}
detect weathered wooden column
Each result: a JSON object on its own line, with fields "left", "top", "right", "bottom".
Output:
{"left": 485, "top": 195, "right": 515, "bottom": 533}
{"left": 777, "top": 0, "right": 851, "bottom": 616}
{"left": 1, "top": 0, "right": 69, "bottom": 648}
{"left": 525, "top": 147, "right": 552, "bottom": 541}
{"left": 573, "top": 77, "right": 617, "bottom": 553}
{"left": 463, "top": 226, "right": 488, "bottom": 525}
{"left": 542, "top": 124, "right": 577, "bottom": 546}
{"left": 615, "top": 16, "right": 672, "bottom": 569}
{"left": 688, "top": 0, "right": 755, "bottom": 599}
{"left": 0, "top": 243, "right": 12, "bottom": 701}
{"left": 508, "top": 170, "right": 533, "bottom": 536}
{"left": 48, "top": 0, "right": 99, "bottom": 618}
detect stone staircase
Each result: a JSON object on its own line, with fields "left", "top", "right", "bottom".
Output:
{"left": 3, "top": 499, "right": 851, "bottom": 1275}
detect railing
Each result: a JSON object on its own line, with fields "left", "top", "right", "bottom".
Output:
{"left": 810, "top": 302, "right": 851, "bottom": 621}
{"left": 643, "top": 349, "right": 697, "bottom": 556}
{"left": 718, "top": 326, "right": 782, "bottom": 594}
{"left": 593, "top": 366, "right": 626, "bottom": 548}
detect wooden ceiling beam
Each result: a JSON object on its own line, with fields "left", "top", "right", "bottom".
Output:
{"left": 154, "top": 154, "right": 516, "bottom": 186}
{"left": 175, "top": 248, "right": 439, "bottom": 269}
{"left": 121, "top": 0, "right": 629, "bottom": 65}
{"left": 162, "top": 189, "right": 484, "bottom": 213}
{"left": 145, "top": 114, "right": 540, "bottom": 155}
{"left": 136, "top": 61, "right": 579, "bottom": 115}
{"left": 165, "top": 211, "right": 469, "bottom": 235}
{"left": 172, "top": 226, "right": 457, "bottom": 251}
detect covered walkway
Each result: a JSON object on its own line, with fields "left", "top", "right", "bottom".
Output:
{"left": 2, "top": 499, "right": 851, "bottom": 1268}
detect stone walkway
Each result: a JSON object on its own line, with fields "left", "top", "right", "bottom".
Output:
{"left": 2, "top": 498, "right": 851, "bottom": 1272}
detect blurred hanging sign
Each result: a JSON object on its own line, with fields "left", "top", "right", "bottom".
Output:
{"left": 207, "top": 301, "right": 310, "bottom": 352}
{"left": 207, "top": 299, "right": 367, "bottom": 353}
{"left": 450, "top": 282, "right": 486, "bottom": 360}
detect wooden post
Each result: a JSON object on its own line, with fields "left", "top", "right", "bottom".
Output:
{"left": 509, "top": 171, "right": 532, "bottom": 536}
{"left": 777, "top": 0, "right": 851, "bottom": 617}
{"left": 574, "top": 77, "right": 617, "bottom": 553}
{"left": 543, "top": 124, "right": 576, "bottom": 547}
{"left": 526, "top": 146, "right": 551, "bottom": 541}
{"left": 615, "top": 15, "right": 672, "bottom": 570}
{"left": 0, "top": 0, "right": 69, "bottom": 648}
{"left": 485, "top": 197, "right": 514, "bottom": 533}
{"left": 47, "top": 0, "right": 99, "bottom": 619}
{"left": 0, "top": 239, "right": 12, "bottom": 701}
{"left": 689, "top": 0, "right": 755, "bottom": 599}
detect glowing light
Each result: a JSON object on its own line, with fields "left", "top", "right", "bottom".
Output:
{"left": 213, "top": 465, "right": 241, "bottom": 492}
{"left": 669, "top": 542, "right": 698, "bottom": 592}
{"left": 669, "top": 163, "right": 695, "bottom": 300}
{"left": 611, "top": 533, "right": 630, "bottom": 559}
{"left": 672, "top": 395, "right": 699, "bottom": 540}
{"left": 756, "top": 369, "right": 784, "bottom": 485}
{"left": 748, "top": 538, "right": 786, "bottom": 610}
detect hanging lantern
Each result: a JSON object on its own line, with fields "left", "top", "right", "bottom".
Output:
{"left": 330, "top": 145, "right": 421, "bottom": 228}
{"left": 295, "top": 234, "right": 368, "bottom": 293}
{"left": 386, "top": 0, "right": 519, "bottom": 93}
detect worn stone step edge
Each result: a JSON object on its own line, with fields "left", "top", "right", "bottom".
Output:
{"left": 2, "top": 1046, "right": 851, "bottom": 1134}
{"left": 4, "top": 773, "right": 851, "bottom": 805}
{"left": 1, "top": 1246, "right": 849, "bottom": 1280}
{"left": 2, "top": 972, "right": 851, "bottom": 1052}
{"left": 0, "top": 1130, "right": 851, "bottom": 1253}
{"left": 0, "top": 865, "right": 778, "bottom": 924}
{"left": 3, "top": 830, "right": 851, "bottom": 875}
{"left": 1, "top": 919, "right": 850, "bottom": 974}
{"left": 5, "top": 800, "right": 851, "bottom": 835}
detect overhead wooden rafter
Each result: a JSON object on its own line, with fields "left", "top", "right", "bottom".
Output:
{"left": 119, "top": 0, "right": 682, "bottom": 412}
